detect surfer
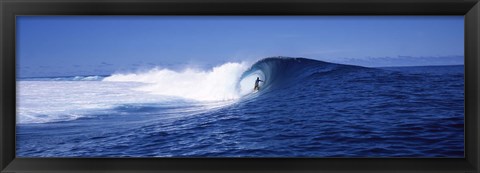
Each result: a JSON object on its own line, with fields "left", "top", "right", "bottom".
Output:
{"left": 254, "top": 77, "right": 264, "bottom": 91}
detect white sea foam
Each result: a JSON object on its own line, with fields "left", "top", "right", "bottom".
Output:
{"left": 17, "top": 62, "right": 267, "bottom": 124}
{"left": 72, "top": 75, "right": 103, "bottom": 81}
{"left": 16, "top": 81, "right": 177, "bottom": 124}
{"left": 103, "top": 62, "right": 261, "bottom": 101}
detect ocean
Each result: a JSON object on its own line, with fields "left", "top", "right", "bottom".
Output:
{"left": 16, "top": 57, "right": 464, "bottom": 157}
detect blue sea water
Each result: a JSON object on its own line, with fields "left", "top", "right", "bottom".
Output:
{"left": 16, "top": 57, "right": 464, "bottom": 157}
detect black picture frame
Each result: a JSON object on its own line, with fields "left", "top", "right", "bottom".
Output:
{"left": 1, "top": 0, "right": 479, "bottom": 172}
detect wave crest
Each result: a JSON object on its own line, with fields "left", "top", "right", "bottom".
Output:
{"left": 103, "top": 57, "right": 356, "bottom": 101}
{"left": 238, "top": 57, "right": 339, "bottom": 91}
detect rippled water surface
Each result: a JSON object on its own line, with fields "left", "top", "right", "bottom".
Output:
{"left": 16, "top": 58, "right": 464, "bottom": 157}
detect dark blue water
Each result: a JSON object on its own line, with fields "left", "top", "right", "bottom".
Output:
{"left": 16, "top": 57, "right": 464, "bottom": 157}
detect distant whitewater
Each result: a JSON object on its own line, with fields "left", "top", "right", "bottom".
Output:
{"left": 16, "top": 57, "right": 464, "bottom": 157}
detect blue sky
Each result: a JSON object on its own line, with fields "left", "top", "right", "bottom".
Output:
{"left": 17, "top": 16, "right": 464, "bottom": 77}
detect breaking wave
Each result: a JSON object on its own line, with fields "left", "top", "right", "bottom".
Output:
{"left": 103, "top": 57, "right": 359, "bottom": 101}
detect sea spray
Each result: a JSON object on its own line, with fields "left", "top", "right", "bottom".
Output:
{"left": 104, "top": 62, "right": 252, "bottom": 101}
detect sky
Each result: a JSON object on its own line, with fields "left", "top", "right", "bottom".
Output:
{"left": 17, "top": 16, "right": 464, "bottom": 77}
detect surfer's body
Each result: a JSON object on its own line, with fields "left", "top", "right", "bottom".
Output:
{"left": 254, "top": 77, "right": 264, "bottom": 91}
